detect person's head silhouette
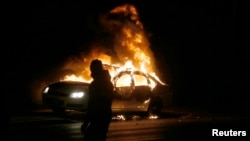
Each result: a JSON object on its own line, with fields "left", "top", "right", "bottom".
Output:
{"left": 90, "top": 59, "right": 104, "bottom": 79}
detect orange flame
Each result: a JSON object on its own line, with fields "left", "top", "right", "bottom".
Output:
{"left": 60, "top": 4, "right": 165, "bottom": 87}
{"left": 110, "top": 3, "right": 143, "bottom": 29}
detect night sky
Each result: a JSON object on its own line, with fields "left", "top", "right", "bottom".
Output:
{"left": 6, "top": 0, "right": 249, "bottom": 115}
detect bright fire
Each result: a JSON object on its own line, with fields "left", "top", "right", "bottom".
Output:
{"left": 60, "top": 4, "right": 165, "bottom": 87}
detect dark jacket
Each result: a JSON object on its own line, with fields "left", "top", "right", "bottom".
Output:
{"left": 88, "top": 71, "right": 113, "bottom": 116}
{"left": 85, "top": 70, "right": 114, "bottom": 122}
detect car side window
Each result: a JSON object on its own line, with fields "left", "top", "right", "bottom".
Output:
{"left": 116, "top": 74, "right": 132, "bottom": 87}
{"left": 114, "top": 74, "right": 133, "bottom": 99}
{"left": 133, "top": 74, "right": 148, "bottom": 86}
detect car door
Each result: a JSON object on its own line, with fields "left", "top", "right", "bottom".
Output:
{"left": 112, "top": 73, "right": 134, "bottom": 111}
{"left": 112, "top": 71, "right": 152, "bottom": 112}
{"left": 129, "top": 73, "right": 152, "bottom": 111}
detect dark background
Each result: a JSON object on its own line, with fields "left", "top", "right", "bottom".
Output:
{"left": 6, "top": 0, "right": 249, "bottom": 115}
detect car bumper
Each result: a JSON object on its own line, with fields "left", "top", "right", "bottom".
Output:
{"left": 42, "top": 94, "right": 88, "bottom": 111}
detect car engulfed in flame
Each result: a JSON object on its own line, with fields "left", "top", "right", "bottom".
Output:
{"left": 42, "top": 70, "right": 173, "bottom": 116}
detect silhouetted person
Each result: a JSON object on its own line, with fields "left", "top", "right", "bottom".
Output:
{"left": 82, "top": 59, "right": 114, "bottom": 141}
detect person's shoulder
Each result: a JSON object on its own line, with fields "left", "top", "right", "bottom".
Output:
{"left": 103, "top": 70, "right": 111, "bottom": 80}
{"left": 103, "top": 70, "right": 110, "bottom": 75}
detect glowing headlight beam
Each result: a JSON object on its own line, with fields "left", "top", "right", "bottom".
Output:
{"left": 43, "top": 87, "right": 49, "bottom": 94}
{"left": 70, "top": 92, "right": 84, "bottom": 98}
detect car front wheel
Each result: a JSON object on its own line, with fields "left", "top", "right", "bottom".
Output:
{"left": 147, "top": 100, "right": 163, "bottom": 116}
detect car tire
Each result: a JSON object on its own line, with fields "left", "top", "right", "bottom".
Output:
{"left": 147, "top": 99, "right": 163, "bottom": 116}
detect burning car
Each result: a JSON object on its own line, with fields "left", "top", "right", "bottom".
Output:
{"left": 42, "top": 70, "right": 173, "bottom": 116}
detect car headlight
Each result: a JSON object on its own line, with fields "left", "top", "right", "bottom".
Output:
{"left": 70, "top": 92, "right": 84, "bottom": 98}
{"left": 43, "top": 87, "right": 49, "bottom": 94}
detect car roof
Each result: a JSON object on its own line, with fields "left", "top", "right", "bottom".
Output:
{"left": 47, "top": 70, "right": 167, "bottom": 87}
{"left": 113, "top": 70, "right": 166, "bottom": 85}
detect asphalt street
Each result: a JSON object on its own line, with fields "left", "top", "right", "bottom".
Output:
{"left": 8, "top": 106, "right": 250, "bottom": 141}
